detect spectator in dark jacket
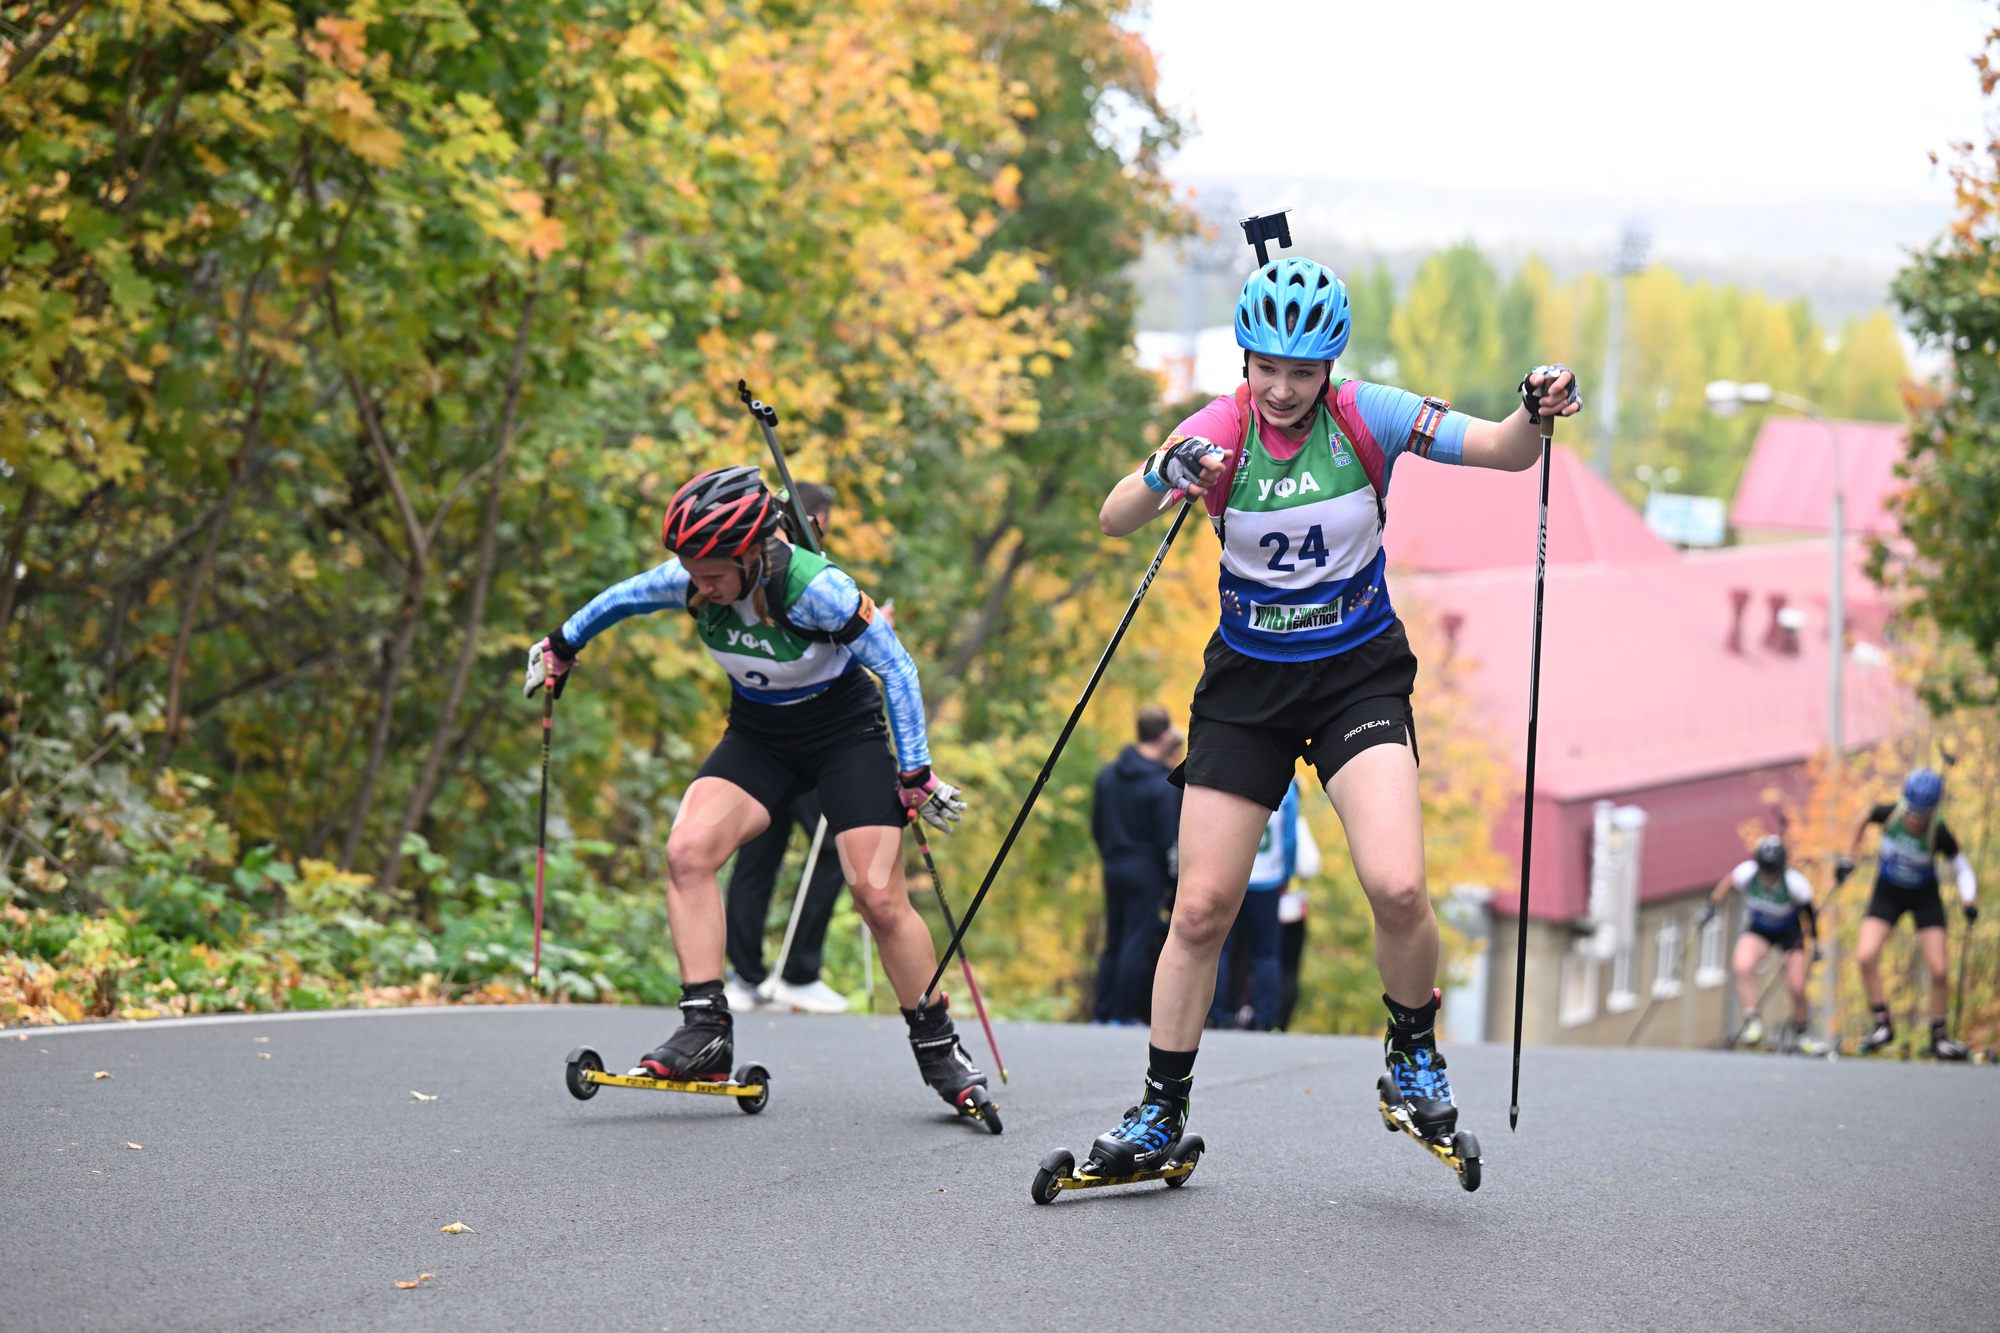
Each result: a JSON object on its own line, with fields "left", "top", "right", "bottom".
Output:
{"left": 1091, "top": 705, "right": 1184, "bottom": 1023}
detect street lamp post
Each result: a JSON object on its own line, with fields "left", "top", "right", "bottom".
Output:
{"left": 1707, "top": 380, "right": 1846, "bottom": 1042}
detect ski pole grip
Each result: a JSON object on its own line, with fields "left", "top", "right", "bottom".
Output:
{"left": 737, "top": 378, "right": 777, "bottom": 427}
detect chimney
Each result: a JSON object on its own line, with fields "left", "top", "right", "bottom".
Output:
{"left": 1727, "top": 588, "right": 1750, "bottom": 653}
{"left": 1768, "top": 592, "right": 1800, "bottom": 652}
{"left": 1763, "top": 593, "right": 1804, "bottom": 655}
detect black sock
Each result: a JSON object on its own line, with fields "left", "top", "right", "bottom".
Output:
{"left": 1147, "top": 1044, "right": 1197, "bottom": 1086}
{"left": 1871, "top": 1005, "right": 1891, "bottom": 1024}
{"left": 1932, "top": 1017, "right": 1949, "bottom": 1034}
{"left": 682, "top": 979, "right": 724, "bottom": 1005}
{"left": 1384, "top": 990, "right": 1440, "bottom": 1034}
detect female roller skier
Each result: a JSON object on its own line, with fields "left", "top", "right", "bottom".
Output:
{"left": 1837, "top": 766, "right": 1980, "bottom": 1059}
{"left": 1697, "top": 835, "right": 1830, "bottom": 1055}
{"left": 523, "top": 466, "right": 993, "bottom": 1121}
{"left": 1083, "top": 255, "right": 1580, "bottom": 1176}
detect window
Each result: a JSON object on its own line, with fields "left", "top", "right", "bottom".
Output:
{"left": 1695, "top": 909, "right": 1727, "bottom": 988}
{"left": 1607, "top": 937, "right": 1639, "bottom": 1013}
{"left": 1559, "top": 946, "right": 1600, "bottom": 1027}
{"left": 1653, "top": 916, "right": 1685, "bottom": 999}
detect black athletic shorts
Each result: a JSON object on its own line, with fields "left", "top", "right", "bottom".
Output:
{"left": 1864, "top": 879, "right": 1948, "bottom": 932}
{"left": 1173, "top": 620, "right": 1420, "bottom": 811}
{"left": 692, "top": 665, "right": 904, "bottom": 836}
{"left": 1745, "top": 915, "right": 1805, "bottom": 952}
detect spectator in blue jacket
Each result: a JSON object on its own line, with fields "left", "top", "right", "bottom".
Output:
{"left": 1091, "top": 705, "right": 1184, "bottom": 1023}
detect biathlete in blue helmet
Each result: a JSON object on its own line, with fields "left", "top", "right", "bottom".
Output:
{"left": 1836, "top": 766, "right": 1980, "bottom": 1059}
{"left": 522, "top": 466, "right": 994, "bottom": 1121}
{"left": 1086, "top": 256, "right": 1581, "bottom": 1173}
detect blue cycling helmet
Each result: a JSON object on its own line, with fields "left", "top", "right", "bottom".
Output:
{"left": 1234, "top": 257, "right": 1351, "bottom": 361}
{"left": 1902, "top": 766, "right": 1943, "bottom": 812}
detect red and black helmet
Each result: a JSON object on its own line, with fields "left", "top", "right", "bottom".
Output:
{"left": 662, "top": 466, "right": 781, "bottom": 560}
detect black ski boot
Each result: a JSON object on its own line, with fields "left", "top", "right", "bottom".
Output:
{"left": 1859, "top": 1008, "right": 1895, "bottom": 1055}
{"left": 904, "top": 998, "right": 1000, "bottom": 1133}
{"left": 1384, "top": 990, "right": 1458, "bottom": 1140}
{"left": 638, "top": 985, "right": 733, "bottom": 1081}
{"left": 1087, "top": 1072, "right": 1191, "bottom": 1175}
{"left": 1930, "top": 1023, "right": 1970, "bottom": 1062}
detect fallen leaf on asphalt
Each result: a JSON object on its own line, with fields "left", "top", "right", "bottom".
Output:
{"left": 254, "top": 1036, "right": 269, "bottom": 1043}
{"left": 440, "top": 1221, "right": 474, "bottom": 1234}
{"left": 126, "top": 1143, "right": 142, "bottom": 1151}
{"left": 393, "top": 1273, "right": 436, "bottom": 1290}
{"left": 93, "top": 1071, "right": 112, "bottom": 1080}
{"left": 410, "top": 1090, "right": 438, "bottom": 1101}
{"left": 259, "top": 1052, "right": 272, "bottom": 1060}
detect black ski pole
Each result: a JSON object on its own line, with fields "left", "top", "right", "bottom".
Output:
{"left": 1508, "top": 409, "right": 1555, "bottom": 1131}
{"left": 917, "top": 497, "right": 1196, "bottom": 1010}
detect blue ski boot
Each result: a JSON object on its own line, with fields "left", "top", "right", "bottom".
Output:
{"left": 1087, "top": 1072, "right": 1191, "bottom": 1174}
{"left": 1383, "top": 990, "right": 1457, "bottom": 1140}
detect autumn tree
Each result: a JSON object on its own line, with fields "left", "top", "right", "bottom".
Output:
{"left": 1884, "top": 15, "right": 2000, "bottom": 699}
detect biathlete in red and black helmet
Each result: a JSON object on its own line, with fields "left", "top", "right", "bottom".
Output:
{"left": 523, "top": 465, "right": 989, "bottom": 1119}
{"left": 1084, "top": 255, "right": 1581, "bottom": 1175}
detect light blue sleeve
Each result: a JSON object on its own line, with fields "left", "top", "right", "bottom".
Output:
{"left": 560, "top": 559, "right": 690, "bottom": 649}
{"left": 794, "top": 566, "right": 932, "bottom": 773}
{"left": 1353, "top": 381, "right": 1470, "bottom": 495}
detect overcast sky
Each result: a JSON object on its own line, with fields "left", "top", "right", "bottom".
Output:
{"left": 1134, "top": 0, "right": 1993, "bottom": 263}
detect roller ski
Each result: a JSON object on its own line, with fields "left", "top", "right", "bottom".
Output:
{"left": 1031, "top": 1072, "right": 1206, "bottom": 1204}
{"left": 1774, "top": 1021, "right": 1834, "bottom": 1060}
{"left": 906, "top": 998, "right": 1001, "bottom": 1134}
{"left": 1925, "top": 1024, "right": 1970, "bottom": 1062}
{"left": 1857, "top": 1009, "right": 1898, "bottom": 1058}
{"left": 1375, "top": 991, "right": 1481, "bottom": 1193}
{"left": 563, "top": 987, "right": 770, "bottom": 1114}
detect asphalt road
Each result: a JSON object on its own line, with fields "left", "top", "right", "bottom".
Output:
{"left": 3, "top": 1006, "right": 1995, "bottom": 1332}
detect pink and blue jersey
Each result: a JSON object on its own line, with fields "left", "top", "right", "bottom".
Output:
{"left": 1172, "top": 381, "right": 1469, "bottom": 662}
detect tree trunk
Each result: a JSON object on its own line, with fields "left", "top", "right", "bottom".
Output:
{"left": 322, "top": 280, "right": 430, "bottom": 873}
{"left": 339, "top": 571, "right": 425, "bottom": 871}
{"left": 377, "top": 287, "right": 539, "bottom": 895}
{"left": 153, "top": 364, "right": 272, "bottom": 771}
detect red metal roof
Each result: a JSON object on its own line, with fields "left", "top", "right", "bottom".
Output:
{"left": 1727, "top": 417, "right": 1908, "bottom": 538}
{"left": 1403, "top": 540, "right": 1918, "bottom": 921}
{"left": 1387, "top": 445, "right": 1677, "bottom": 573}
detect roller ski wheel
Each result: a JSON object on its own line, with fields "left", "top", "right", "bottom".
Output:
{"left": 733, "top": 1063, "right": 772, "bottom": 1115}
{"left": 565, "top": 1046, "right": 605, "bottom": 1100}
{"left": 561, "top": 1045, "right": 771, "bottom": 1110}
{"left": 1376, "top": 1074, "right": 1481, "bottom": 1193}
{"left": 1028, "top": 1135, "right": 1206, "bottom": 1204}
{"left": 955, "top": 1083, "right": 1003, "bottom": 1135}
